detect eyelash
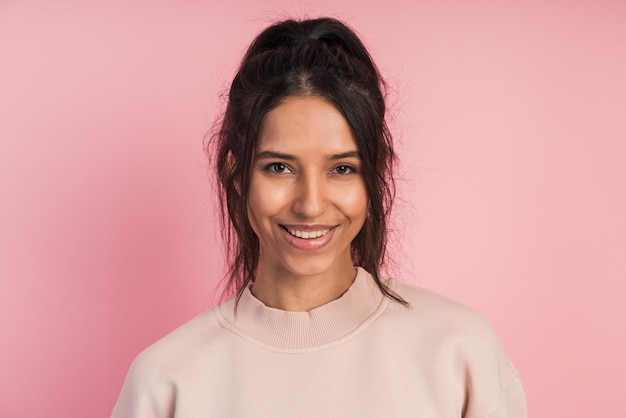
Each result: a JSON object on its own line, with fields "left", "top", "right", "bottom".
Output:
{"left": 264, "top": 163, "right": 358, "bottom": 175}
{"left": 331, "top": 164, "right": 357, "bottom": 175}
{"left": 265, "top": 162, "right": 292, "bottom": 174}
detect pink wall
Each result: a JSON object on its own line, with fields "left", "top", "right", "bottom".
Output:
{"left": 1, "top": 1, "right": 625, "bottom": 417}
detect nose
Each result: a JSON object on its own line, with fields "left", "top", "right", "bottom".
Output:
{"left": 291, "top": 173, "right": 327, "bottom": 219}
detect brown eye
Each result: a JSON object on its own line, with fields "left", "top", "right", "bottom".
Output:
{"left": 332, "top": 165, "right": 356, "bottom": 175}
{"left": 266, "top": 163, "right": 291, "bottom": 174}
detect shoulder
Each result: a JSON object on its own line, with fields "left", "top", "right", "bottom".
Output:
{"left": 383, "top": 279, "right": 512, "bottom": 369}
{"left": 112, "top": 308, "right": 227, "bottom": 416}
{"left": 385, "top": 279, "right": 527, "bottom": 417}
{"left": 112, "top": 308, "right": 224, "bottom": 410}
{"left": 128, "top": 308, "right": 224, "bottom": 379}
{"left": 387, "top": 278, "right": 498, "bottom": 340}
{"left": 392, "top": 281, "right": 506, "bottom": 361}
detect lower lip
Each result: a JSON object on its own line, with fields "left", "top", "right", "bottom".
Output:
{"left": 281, "top": 227, "right": 336, "bottom": 251}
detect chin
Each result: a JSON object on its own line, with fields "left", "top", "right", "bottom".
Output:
{"left": 280, "top": 255, "right": 351, "bottom": 279}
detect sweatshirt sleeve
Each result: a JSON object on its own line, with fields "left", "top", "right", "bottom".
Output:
{"left": 486, "top": 371, "right": 528, "bottom": 418}
{"left": 110, "top": 353, "right": 177, "bottom": 418}
{"left": 460, "top": 316, "right": 528, "bottom": 418}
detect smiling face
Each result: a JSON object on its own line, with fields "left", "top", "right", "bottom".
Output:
{"left": 247, "top": 96, "right": 368, "bottom": 283}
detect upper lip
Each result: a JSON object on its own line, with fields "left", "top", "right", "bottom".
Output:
{"left": 280, "top": 224, "right": 335, "bottom": 231}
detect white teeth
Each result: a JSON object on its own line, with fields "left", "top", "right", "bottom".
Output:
{"left": 288, "top": 228, "right": 329, "bottom": 239}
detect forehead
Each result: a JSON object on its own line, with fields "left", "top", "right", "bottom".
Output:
{"left": 257, "top": 96, "right": 358, "bottom": 154}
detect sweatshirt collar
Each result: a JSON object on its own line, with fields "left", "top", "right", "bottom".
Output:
{"left": 216, "top": 267, "right": 388, "bottom": 351}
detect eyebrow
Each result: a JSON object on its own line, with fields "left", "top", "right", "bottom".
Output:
{"left": 255, "top": 150, "right": 362, "bottom": 161}
{"left": 328, "top": 151, "right": 362, "bottom": 160}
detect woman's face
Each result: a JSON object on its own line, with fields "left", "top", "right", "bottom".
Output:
{"left": 247, "top": 96, "right": 368, "bottom": 279}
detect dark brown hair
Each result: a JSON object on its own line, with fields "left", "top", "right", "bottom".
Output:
{"left": 209, "top": 17, "right": 407, "bottom": 306}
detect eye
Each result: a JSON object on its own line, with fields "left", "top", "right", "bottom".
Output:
{"left": 331, "top": 164, "right": 356, "bottom": 175}
{"left": 266, "top": 162, "right": 292, "bottom": 174}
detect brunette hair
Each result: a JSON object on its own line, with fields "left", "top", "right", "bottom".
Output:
{"left": 209, "top": 17, "right": 407, "bottom": 305}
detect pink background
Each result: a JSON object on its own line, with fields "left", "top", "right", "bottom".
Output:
{"left": 1, "top": 1, "right": 625, "bottom": 417}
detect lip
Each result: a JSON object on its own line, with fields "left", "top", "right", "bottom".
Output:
{"left": 281, "top": 224, "right": 335, "bottom": 231}
{"left": 279, "top": 224, "right": 337, "bottom": 251}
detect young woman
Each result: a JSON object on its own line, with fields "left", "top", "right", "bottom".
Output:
{"left": 112, "top": 17, "right": 527, "bottom": 417}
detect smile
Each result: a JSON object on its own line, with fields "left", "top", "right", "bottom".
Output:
{"left": 280, "top": 225, "right": 337, "bottom": 251}
{"left": 287, "top": 228, "right": 330, "bottom": 239}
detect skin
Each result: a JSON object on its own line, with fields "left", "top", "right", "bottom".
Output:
{"left": 247, "top": 96, "right": 368, "bottom": 311}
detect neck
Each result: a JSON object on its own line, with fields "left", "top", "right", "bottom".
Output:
{"left": 250, "top": 263, "right": 357, "bottom": 312}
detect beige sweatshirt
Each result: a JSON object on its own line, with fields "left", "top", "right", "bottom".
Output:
{"left": 112, "top": 268, "right": 527, "bottom": 417}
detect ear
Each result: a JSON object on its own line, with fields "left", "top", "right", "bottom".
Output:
{"left": 228, "top": 150, "right": 241, "bottom": 195}
{"left": 227, "top": 150, "right": 236, "bottom": 169}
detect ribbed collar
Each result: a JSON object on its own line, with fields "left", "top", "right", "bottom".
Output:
{"left": 215, "top": 267, "right": 389, "bottom": 352}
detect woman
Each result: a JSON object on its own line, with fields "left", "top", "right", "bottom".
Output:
{"left": 112, "top": 17, "right": 527, "bottom": 417}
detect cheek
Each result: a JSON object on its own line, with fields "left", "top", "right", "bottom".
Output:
{"left": 247, "top": 177, "right": 285, "bottom": 232}
{"left": 246, "top": 179, "right": 262, "bottom": 234}
{"left": 335, "top": 181, "right": 369, "bottom": 219}
{"left": 246, "top": 202, "right": 261, "bottom": 237}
